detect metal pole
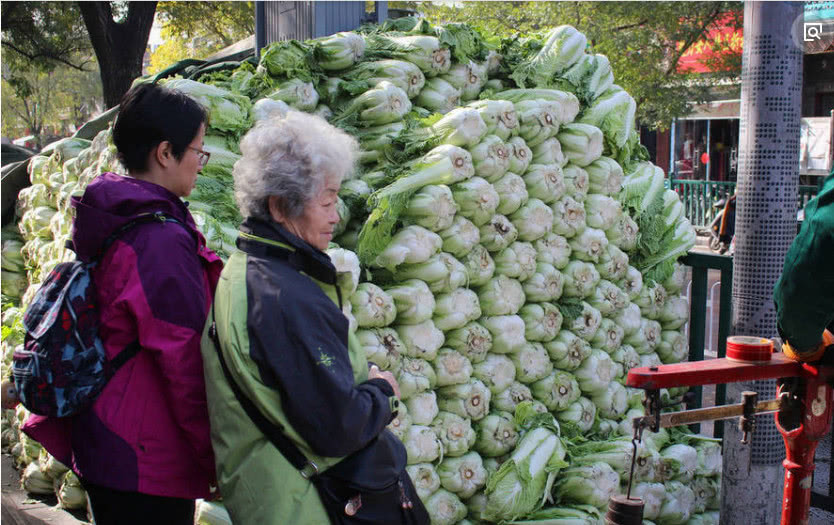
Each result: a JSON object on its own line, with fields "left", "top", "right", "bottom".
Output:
{"left": 255, "top": 1, "right": 266, "bottom": 59}
{"left": 829, "top": 109, "right": 834, "bottom": 175}
{"left": 721, "top": 2, "right": 804, "bottom": 524}
{"left": 706, "top": 120, "right": 712, "bottom": 181}
{"left": 670, "top": 119, "right": 677, "bottom": 175}
{"left": 375, "top": 1, "right": 388, "bottom": 24}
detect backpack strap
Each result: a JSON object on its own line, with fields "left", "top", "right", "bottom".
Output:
{"left": 105, "top": 340, "right": 142, "bottom": 378}
{"left": 97, "top": 211, "right": 196, "bottom": 261}
{"left": 94, "top": 213, "right": 196, "bottom": 374}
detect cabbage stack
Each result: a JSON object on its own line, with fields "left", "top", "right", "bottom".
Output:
{"left": 2, "top": 19, "right": 711, "bottom": 524}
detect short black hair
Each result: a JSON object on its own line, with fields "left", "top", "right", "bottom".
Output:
{"left": 112, "top": 82, "right": 208, "bottom": 173}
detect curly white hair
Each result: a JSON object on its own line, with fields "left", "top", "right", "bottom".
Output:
{"left": 233, "top": 110, "right": 358, "bottom": 220}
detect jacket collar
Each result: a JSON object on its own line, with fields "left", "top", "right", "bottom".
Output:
{"left": 237, "top": 217, "right": 338, "bottom": 287}
{"left": 72, "top": 172, "right": 197, "bottom": 262}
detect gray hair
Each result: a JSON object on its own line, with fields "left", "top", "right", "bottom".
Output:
{"left": 233, "top": 110, "right": 359, "bottom": 221}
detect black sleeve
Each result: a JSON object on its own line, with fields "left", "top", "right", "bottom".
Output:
{"left": 248, "top": 284, "right": 395, "bottom": 458}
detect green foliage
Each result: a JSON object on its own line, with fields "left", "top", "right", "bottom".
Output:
{"left": 150, "top": 2, "right": 255, "bottom": 74}
{"left": 156, "top": 1, "right": 254, "bottom": 49}
{"left": 434, "top": 23, "right": 491, "bottom": 63}
{"left": 356, "top": 157, "right": 455, "bottom": 265}
{"left": 556, "top": 298, "right": 584, "bottom": 323}
{"left": 642, "top": 259, "right": 677, "bottom": 288}
{"left": 632, "top": 187, "right": 667, "bottom": 259}
{"left": 1, "top": 57, "right": 103, "bottom": 148}
{"left": 188, "top": 176, "right": 240, "bottom": 225}
{"left": 148, "top": 30, "right": 192, "bottom": 75}
{"left": 1, "top": 2, "right": 93, "bottom": 73}
{"left": 3, "top": 1, "right": 157, "bottom": 113}
{"left": 1, "top": 316, "right": 24, "bottom": 346}
{"left": 1, "top": 2, "right": 104, "bottom": 145}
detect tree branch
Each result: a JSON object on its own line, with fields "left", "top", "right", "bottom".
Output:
{"left": 0, "top": 41, "right": 93, "bottom": 71}
{"left": 664, "top": 6, "right": 724, "bottom": 77}
{"left": 206, "top": 17, "right": 234, "bottom": 47}
{"left": 612, "top": 19, "right": 650, "bottom": 32}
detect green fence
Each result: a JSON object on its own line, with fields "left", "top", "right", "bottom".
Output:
{"left": 798, "top": 184, "right": 820, "bottom": 209}
{"left": 668, "top": 179, "right": 821, "bottom": 229}
{"left": 680, "top": 251, "right": 832, "bottom": 511}
{"left": 681, "top": 252, "right": 733, "bottom": 438}
{"left": 670, "top": 180, "right": 735, "bottom": 229}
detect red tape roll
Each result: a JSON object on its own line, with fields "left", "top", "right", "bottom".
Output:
{"left": 726, "top": 336, "right": 773, "bottom": 363}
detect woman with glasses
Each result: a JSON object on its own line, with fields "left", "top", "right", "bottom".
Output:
{"left": 22, "top": 82, "right": 223, "bottom": 524}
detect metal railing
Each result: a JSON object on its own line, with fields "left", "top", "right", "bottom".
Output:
{"left": 668, "top": 179, "right": 821, "bottom": 228}
{"left": 798, "top": 184, "right": 819, "bottom": 209}
{"left": 680, "top": 252, "right": 733, "bottom": 438}
{"left": 671, "top": 180, "right": 736, "bottom": 228}
{"left": 680, "top": 251, "right": 832, "bottom": 513}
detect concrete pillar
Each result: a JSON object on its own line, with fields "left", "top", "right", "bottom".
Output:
{"left": 720, "top": 2, "right": 804, "bottom": 523}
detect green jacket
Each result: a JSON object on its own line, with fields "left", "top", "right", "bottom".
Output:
{"left": 774, "top": 172, "right": 834, "bottom": 352}
{"left": 201, "top": 218, "right": 402, "bottom": 524}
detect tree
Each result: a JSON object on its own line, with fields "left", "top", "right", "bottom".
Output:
{"left": 148, "top": 29, "right": 191, "bottom": 75}
{"left": 156, "top": 1, "right": 254, "bottom": 49}
{"left": 1, "top": 1, "right": 255, "bottom": 141}
{"left": 3, "top": 1, "right": 157, "bottom": 110}
{"left": 149, "top": 2, "right": 254, "bottom": 74}
{"left": 1, "top": 59, "right": 104, "bottom": 147}
{"left": 56, "top": 65, "right": 107, "bottom": 130}
{"left": 1, "top": 70, "right": 54, "bottom": 147}
{"left": 1, "top": 2, "right": 94, "bottom": 73}
{"left": 391, "top": 1, "right": 742, "bottom": 129}
{"left": 1, "top": 2, "right": 103, "bottom": 147}
{"left": 78, "top": 1, "right": 157, "bottom": 108}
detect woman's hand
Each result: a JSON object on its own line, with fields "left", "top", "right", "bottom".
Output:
{"left": 1, "top": 381, "right": 19, "bottom": 410}
{"left": 368, "top": 365, "right": 400, "bottom": 399}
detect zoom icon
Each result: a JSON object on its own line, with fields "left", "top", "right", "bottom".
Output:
{"left": 804, "top": 22, "right": 823, "bottom": 41}
{"left": 792, "top": 14, "right": 833, "bottom": 53}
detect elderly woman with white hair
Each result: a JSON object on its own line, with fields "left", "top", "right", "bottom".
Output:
{"left": 201, "top": 111, "right": 428, "bottom": 525}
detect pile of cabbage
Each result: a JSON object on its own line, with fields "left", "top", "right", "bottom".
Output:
{"left": 0, "top": 338, "right": 87, "bottom": 511}
{"left": 0, "top": 19, "right": 716, "bottom": 525}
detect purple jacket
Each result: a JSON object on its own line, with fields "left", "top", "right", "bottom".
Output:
{"left": 22, "top": 173, "right": 224, "bottom": 499}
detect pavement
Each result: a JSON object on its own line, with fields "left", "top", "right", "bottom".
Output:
{"left": 2, "top": 455, "right": 226, "bottom": 525}
{"left": 810, "top": 434, "right": 833, "bottom": 525}
{"left": 1, "top": 454, "right": 87, "bottom": 525}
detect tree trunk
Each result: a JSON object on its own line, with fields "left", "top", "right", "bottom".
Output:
{"left": 78, "top": 1, "right": 157, "bottom": 109}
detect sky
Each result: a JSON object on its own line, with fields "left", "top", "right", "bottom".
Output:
{"left": 148, "top": 14, "right": 163, "bottom": 48}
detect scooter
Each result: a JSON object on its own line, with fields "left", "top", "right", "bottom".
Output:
{"left": 712, "top": 197, "right": 806, "bottom": 256}
{"left": 708, "top": 194, "right": 736, "bottom": 254}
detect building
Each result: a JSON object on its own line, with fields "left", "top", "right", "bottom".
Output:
{"left": 255, "top": 1, "right": 388, "bottom": 51}
{"left": 651, "top": 3, "right": 833, "bottom": 185}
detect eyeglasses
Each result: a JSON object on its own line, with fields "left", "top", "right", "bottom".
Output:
{"left": 187, "top": 146, "right": 211, "bottom": 169}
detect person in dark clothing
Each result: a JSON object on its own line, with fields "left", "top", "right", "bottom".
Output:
{"left": 774, "top": 171, "right": 834, "bottom": 362}
{"left": 22, "top": 83, "right": 224, "bottom": 524}
{"left": 201, "top": 110, "right": 425, "bottom": 524}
